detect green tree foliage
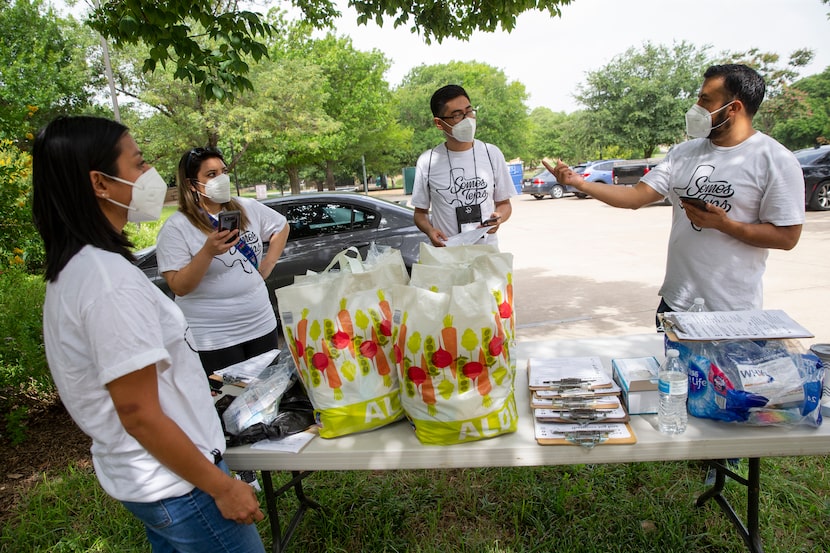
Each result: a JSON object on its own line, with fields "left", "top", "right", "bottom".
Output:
{"left": 87, "top": 0, "right": 573, "bottom": 102}
{"left": 299, "top": 34, "right": 411, "bottom": 189}
{"left": 575, "top": 41, "right": 709, "bottom": 159}
{"left": 525, "top": 107, "right": 572, "bottom": 166}
{"left": 394, "top": 61, "right": 530, "bottom": 164}
{"left": 770, "top": 67, "right": 830, "bottom": 148}
{"left": 719, "top": 48, "right": 815, "bottom": 138}
{"left": 0, "top": 0, "right": 99, "bottom": 143}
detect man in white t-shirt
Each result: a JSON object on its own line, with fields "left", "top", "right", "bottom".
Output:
{"left": 546, "top": 64, "right": 805, "bottom": 322}
{"left": 412, "top": 84, "right": 516, "bottom": 247}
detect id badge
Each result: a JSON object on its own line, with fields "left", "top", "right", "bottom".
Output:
{"left": 455, "top": 204, "right": 482, "bottom": 233}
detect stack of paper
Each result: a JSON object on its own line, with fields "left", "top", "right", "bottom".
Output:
{"left": 528, "top": 357, "right": 636, "bottom": 447}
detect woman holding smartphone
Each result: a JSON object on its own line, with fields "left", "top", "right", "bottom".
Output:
{"left": 156, "top": 147, "right": 289, "bottom": 386}
{"left": 32, "top": 116, "right": 266, "bottom": 552}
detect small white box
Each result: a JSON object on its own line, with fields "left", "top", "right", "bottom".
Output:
{"left": 612, "top": 356, "right": 660, "bottom": 415}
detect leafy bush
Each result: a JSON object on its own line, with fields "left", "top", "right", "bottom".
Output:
{"left": 0, "top": 138, "right": 44, "bottom": 272}
{"left": 0, "top": 267, "right": 52, "bottom": 443}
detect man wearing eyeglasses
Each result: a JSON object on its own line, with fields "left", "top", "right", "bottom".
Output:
{"left": 412, "top": 84, "right": 515, "bottom": 247}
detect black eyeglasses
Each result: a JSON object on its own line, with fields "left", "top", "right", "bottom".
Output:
{"left": 438, "top": 108, "right": 477, "bottom": 124}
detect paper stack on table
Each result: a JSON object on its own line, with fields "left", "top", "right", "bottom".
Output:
{"left": 527, "top": 357, "right": 636, "bottom": 448}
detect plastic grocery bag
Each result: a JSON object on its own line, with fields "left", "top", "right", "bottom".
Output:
{"left": 221, "top": 353, "right": 297, "bottom": 435}
{"left": 391, "top": 279, "right": 518, "bottom": 445}
{"left": 275, "top": 247, "right": 408, "bottom": 438}
{"left": 416, "top": 244, "right": 516, "bottom": 366}
{"left": 667, "top": 337, "right": 823, "bottom": 427}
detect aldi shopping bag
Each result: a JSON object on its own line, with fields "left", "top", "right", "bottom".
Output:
{"left": 275, "top": 248, "right": 408, "bottom": 438}
{"left": 416, "top": 244, "right": 516, "bottom": 366}
{"left": 392, "top": 279, "right": 518, "bottom": 445}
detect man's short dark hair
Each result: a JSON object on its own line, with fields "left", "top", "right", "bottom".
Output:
{"left": 430, "top": 84, "right": 470, "bottom": 118}
{"left": 703, "top": 64, "right": 766, "bottom": 116}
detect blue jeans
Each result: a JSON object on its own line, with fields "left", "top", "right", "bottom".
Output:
{"left": 121, "top": 461, "right": 266, "bottom": 553}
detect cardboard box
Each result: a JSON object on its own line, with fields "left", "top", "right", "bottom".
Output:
{"left": 612, "top": 356, "right": 660, "bottom": 415}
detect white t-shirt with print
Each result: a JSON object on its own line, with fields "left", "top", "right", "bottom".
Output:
{"left": 42, "top": 246, "right": 224, "bottom": 502}
{"left": 411, "top": 140, "right": 516, "bottom": 245}
{"left": 156, "top": 196, "right": 287, "bottom": 351}
{"left": 641, "top": 132, "right": 804, "bottom": 312}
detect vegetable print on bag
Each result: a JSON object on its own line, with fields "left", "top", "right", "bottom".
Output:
{"left": 277, "top": 254, "right": 408, "bottom": 438}
{"left": 392, "top": 280, "right": 518, "bottom": 445}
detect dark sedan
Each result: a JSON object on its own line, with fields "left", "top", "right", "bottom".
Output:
{"left": 133, "top": 192, "right": 429, "bottom": 308}
{"left": 521, "top": 168, "right": 580, "bottom": 199}
{"left": 794, "top": 145, "right": 830, "bottom": 211}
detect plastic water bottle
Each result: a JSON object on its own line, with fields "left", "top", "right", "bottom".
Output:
{"left": 688, "top": 297, "right": 706, "bottom": 312}
{"left": 658, "top": 349, "right": 688, "bottom": 434}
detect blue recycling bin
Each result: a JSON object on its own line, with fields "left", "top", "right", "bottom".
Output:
{"left": 508, "top": 163, "right": 523, "bottom": 194}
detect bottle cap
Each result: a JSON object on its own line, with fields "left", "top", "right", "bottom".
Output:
{"left": 693, "top": 297, "right": 705, "bottom": 305}
{"left": 666, "top": 349, "right": 680, "bottom": 357}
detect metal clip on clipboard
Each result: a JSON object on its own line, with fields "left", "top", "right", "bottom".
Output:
{"left": 541, "top": 377, "right": 596, "bottom": 391}
{"left": 559, "top": 408, "right": 612, "bottom": 425}
{"left": 548, "top": 398, "right": 605, "bottom": 410}
{"left": 564, "top": 430, "right": 610, "bottom": 449}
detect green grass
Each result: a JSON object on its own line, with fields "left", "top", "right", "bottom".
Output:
{"left": 2, "top": 457, "right": 828, "bottom": 552}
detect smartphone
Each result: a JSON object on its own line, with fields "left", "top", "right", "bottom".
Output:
{"left": 679, "top": 196, "right": 708, "bottom": 211}
{"left": 481, "top": 216, "right": 500, "bottom": 227}
{"left": 218, "top": 210, "right": 241, "bottom": 243}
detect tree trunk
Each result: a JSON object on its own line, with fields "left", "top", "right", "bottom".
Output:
{"left": 326, "top": 160, "right": 336, "bottom": 191}
{"left": 288, "top": 165, "right": 301, "bottom": 195}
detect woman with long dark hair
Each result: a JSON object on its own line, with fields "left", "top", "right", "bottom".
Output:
{"left": 32, "top": 116, "right": 266, "bottom": 553}
{"left": 156, "top": 147, "right": 288, "bottom": 386}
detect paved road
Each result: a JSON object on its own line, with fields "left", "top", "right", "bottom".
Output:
{"left": 372, "top": 188, "right": 830, "bottom": 347}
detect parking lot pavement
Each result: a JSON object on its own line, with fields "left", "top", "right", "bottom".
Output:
{"left": 369, "top": 189, "right": 830, "bottom": 347}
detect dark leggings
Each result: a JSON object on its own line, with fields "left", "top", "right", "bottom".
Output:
{"left": 198, "top": 328, "right": 280, "bottom": 378}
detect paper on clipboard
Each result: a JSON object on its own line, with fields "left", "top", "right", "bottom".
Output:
{"left": 533, "top": 419, "right": 636, "bottom": 445}
{"left": 527, "top": 356, "right": 613, "bottom": 389}
{"left": 661, "top": 310, "right": 813, "bottom": 341}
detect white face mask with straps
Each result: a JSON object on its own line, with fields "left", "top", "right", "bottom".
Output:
{"left": 195, "top": 173, "right": 232, "bottom": 204}
{"left": 685, "top": 100, "right": 735, "bottom": 139}
{"left": 96, "top": 167, "right": 167, "bottom": 222}
{"left": 445, "top": 117, "right": 477, "bottom": 143}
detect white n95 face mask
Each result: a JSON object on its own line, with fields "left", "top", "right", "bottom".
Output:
{"left": 685, "top": 101, "right": 735, "bottom": 139}
{"left": 197, "top": 173, "right": 232, "bottom": 204}
{"left": 449, "top": 117, "right": 476, "bottom": 143}
{"left": 98, "top": 167, "right": 168, "bottom": 223}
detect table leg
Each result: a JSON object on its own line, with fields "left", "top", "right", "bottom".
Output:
{"left": 260, "top": 470, "right": 323, "bottom": 553}
{"left": 695, "top": 458, "right": 763, "bottom": 553}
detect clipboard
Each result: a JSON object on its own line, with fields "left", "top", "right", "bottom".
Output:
{"left": 534, "top": 402, "right": 630, "bottom": 424}
{"left": 533, "top": 420, "right": 637, "bottom": 446}
{"left": 527, "top": 357, "right": 615, "bottom": 391}
{"left": 530, "top": 394, "right": 621, "bottom": 410}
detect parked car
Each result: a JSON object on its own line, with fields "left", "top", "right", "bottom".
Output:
{"left": 612, "top": 159, "right": 660, "bottom": 186}
{"left": 570, "top": 159, "right": 623, "bottom": 198}
{"left": 133, "top": 192, "right": 430, "bottom": 308}
{"left": 521, "top": 168, "right": 577, "bottom": 199}
{"left": 794, "top": 145, "right": 830, "bottom": 211}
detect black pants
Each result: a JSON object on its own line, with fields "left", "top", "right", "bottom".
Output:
{"left": 198, "top": 328, "right": 280, "bottom": 385}
{"left": 655, "top": 297, "right": 676, "bottom": 332}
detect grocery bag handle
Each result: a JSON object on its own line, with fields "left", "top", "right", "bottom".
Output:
{"left": 322, "top": 246, "right": 365, "bottom": 274}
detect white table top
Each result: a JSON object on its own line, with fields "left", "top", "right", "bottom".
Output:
{"left": 224, "top": 334, "right": 830, "bottom": 472}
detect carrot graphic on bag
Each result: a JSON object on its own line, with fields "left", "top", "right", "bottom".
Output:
{"left": 420, "top": 353, "right": 437, "bottom": 416}
{"left": 336, "top": 298, "right": 356, "bottom": 356}
{"left": 441, "top": 314, "right": 458, "bottom": 377}
{"left": 371, "top": 326, "right": 392, "bottom": 386}
{"left": 476, "top": 348, "right": 492, "bottom": 407}
{"left": 312, "top": 339, "right": 343, "bottom": 400}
